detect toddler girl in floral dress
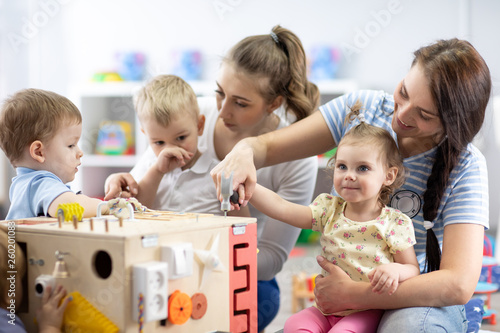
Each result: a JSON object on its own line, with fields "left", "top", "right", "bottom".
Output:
{"left": 249, "top": 102, "right": 419, "bottom": 333}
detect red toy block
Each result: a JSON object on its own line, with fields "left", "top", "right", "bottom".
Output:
{"left": 229, "top": 223, "right": 257, "bottom": 333}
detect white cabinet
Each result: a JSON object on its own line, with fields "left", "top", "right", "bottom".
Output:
{"left": 70, "top": 79, "right": 357, "bottom": 198}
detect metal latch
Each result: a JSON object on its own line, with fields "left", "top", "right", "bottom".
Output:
{"left": 232, "top": 223, "right": 247, "bottom": 235}
{"left": 141, "top": 234, "right": 159, "bottom": 248}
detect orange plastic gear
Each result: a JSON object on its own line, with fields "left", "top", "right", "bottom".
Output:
{"left": 168, "top": 290, "right": 192, "bottom": 325}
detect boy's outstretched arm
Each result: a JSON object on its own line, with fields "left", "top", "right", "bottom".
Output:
{"left": 250, "top": 184, "right": 312, "bottom": 230}
{"left": 48, "top": 192, "right": 106, "bottom": 218}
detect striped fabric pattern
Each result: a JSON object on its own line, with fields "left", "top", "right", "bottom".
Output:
{"left": 319, "top": 90, "right": 489, "bottom": 272}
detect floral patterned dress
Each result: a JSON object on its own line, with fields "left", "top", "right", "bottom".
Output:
{"left": 310, "top": 194, "right": 416, "bottom": 282}
{"left": 310, "top": 194, "right": 416, "bottom": 316}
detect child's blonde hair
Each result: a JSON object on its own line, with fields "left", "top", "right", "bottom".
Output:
{"left": 0, "top": 224, "right": 26, "bottom": 308}
{"left": 134, "top": 75, "right": 199, "bottom": 127}
{"left": 0, "top": 89, "right": 82, "bottom": 166}
{"left": 329, "top": 101, "right": 405, "bottom": 207}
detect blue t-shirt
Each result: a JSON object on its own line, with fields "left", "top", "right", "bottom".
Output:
{"left": 0, "top": 308, "right": 26, "bottom": 332}
{"left": 319, "top": 90, "right": 489, "bottom": 272}
{"left": 6, "top": 167, "right": 71, "bottom": 220}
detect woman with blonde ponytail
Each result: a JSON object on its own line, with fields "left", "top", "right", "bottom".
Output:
{"left": 212, "top": 38, "right": 491, "bottom": 332}
{"left": 225, "top": 25, "right": 319, "bottom": 122}
{"left": 105, "top": 25, "right": 319, "bottom": 331}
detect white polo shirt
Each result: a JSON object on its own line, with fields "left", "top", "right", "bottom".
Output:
{"left": 130, "top": 148, "right": 221, "bottom": 215}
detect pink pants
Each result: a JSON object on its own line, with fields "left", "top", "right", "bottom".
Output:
{"left": 284, "top": 306, "right": 384, "bottom": 333}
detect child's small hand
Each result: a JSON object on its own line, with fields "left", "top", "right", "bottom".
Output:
{"left": 104, "top": 172, "right": 138, "bottom": 200}
{"left": 367, "top": 265, "right": 399, "bottom": 295}
{"left": 156, "top": 147, "right": 193, "bottom": 174}
{"left": 36, "top": 285, "right": 72, "bottom": 333}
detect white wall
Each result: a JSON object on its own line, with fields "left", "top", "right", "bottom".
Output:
{"left": 1, "top": 0, "right": 500, "bottom": 230}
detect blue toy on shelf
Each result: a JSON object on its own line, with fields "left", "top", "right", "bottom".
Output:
{"left": 116, "top": 52, "right": 146, "bottom": 81}
{"left": 95, "top": 121, "right": 134, "bottom": 155}
{"left": 171, "top": 50, "right": 202, "bottom": 81}
{"left": 473, "top": 234, "right": 498, "bottom": 325}
{"left": 308, "top": 46, "right": 341, "bottom": 81}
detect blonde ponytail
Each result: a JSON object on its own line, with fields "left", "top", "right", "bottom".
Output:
{"left": 225, "top": 25, "right": 319, "bottom": 122}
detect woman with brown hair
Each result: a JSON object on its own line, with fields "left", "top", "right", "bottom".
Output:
{"left": 212, "top": 38, "right": 491, "bottom": 332}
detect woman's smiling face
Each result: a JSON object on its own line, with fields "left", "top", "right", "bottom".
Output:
{"left": 392, "top": 64, "right": 444, "bottom": 150}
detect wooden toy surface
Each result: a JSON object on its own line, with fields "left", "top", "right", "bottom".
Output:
{"left": 134, "top": 210, "right": 213, "bottom": 221}
{"left": 2, "top": 212, "right": 257, "bottom": 333}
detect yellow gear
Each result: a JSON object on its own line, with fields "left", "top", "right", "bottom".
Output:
{"left": 57, "top": 203, "right": 84, "bottom": 222}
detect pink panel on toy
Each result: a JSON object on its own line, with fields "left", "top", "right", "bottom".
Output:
{"left": 229, "top": 223, "right": 257, "bottom": 333}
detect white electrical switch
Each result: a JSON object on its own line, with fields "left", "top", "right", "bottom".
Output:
{"left": 160, "top": 243, "right": 193, "bottom": 279}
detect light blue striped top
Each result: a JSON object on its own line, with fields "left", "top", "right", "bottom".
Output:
{"left": 319, "top": 90, "right": 489, "bottom": 272}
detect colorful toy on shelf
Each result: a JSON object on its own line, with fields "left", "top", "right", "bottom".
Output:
{"left": 171, "top": 50, "right": 202, "bottom": 81}
{"left": 91, "top": 72, "right": 124, "bottom": 82}
{"left": 474, "top": 234, "right": 498, "bottom": 324}
{"left": 296, "top": 229, "right": 321, "bottom": 244}
{"left": 308, "top": 46, "right": 341, "bottom": 80}
{"left": 479, "top": 234, "right": 500, "bottom": 284}
{"left": 116, "top": 52, "right": 146, "bottom": 81}
{"left": 95, "top": 120, "right": 134, "bottom": 155}
{"left": 91, "top": 52, "right": 145, "bottom": 82}
{"left": 291, "top": 272, "right": 318, "bottom": 313}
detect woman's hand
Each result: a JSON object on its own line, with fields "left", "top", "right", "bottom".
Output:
{"left": 104, "top": 173, "right": 138, "bottom": 200}
{"left": 210, "top": 139, "right": 258, "bottom": 207}
{"left": 314, "top": 255, "right": 354, "bottom": 314}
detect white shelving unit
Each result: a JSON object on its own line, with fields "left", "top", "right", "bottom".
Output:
{"left": 69, "top": 79, "right": 357, "bottom": 198}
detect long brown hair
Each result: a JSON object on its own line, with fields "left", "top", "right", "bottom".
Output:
{"left": 225, "top": 25, "right": 320, "bottom": 122}
{"left": 414, "top": 39, "right": 491, "bottom": 272}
